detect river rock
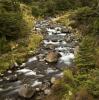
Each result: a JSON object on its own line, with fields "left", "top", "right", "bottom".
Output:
{"left": 65, "top": 36, "right": 72, "bottom": 43}
{"left": 44, "top": 89, "right": 51, "bottom": 95}
{"left": 51, "top": 77, "right": 56, "bottom": 84}
{"left": 61, "top": 28, "right": 69, "bottom": 33}
{"left": 45, "top": 51, "right": 61, "bottom": 63}
{"left": 41, "top": 80, "right": 51, "bottom": 90}
{"left": 45, "top": 44, "right": 55, "bottom": 50}
{"left": 37, "top": 54, "right": 45, "bottom": 61}
{"left": 14, "top": 62, "right": 19, "bottom": 67}
{"left": 4, "top": 74, "right": 18, "bottom": 82}
{"left": 51, "top": 74, "right": 63, "bottom": 84}
{"left": 49, "top": 24, "right": 55, "bottom": 29}
{"left": 7, "top": 70, "right": 12, "bottom": 74}
{"left": 51, "top": 38, "right": 58, "bottom": 42}
{"left": 18, "top": 84, "right": 35, "bottom": 98}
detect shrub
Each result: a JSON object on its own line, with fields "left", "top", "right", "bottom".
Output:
{"left": 0, "top": 12, "right": 28, "bottom": 39}
{"left": 75, "top": 36, "right": 96, "bottom": 70}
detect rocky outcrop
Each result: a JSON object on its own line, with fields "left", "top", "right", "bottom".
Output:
{"left": 45, "top": 51, "right": 61, "bottom": 63}
{"left": 18, "top": 84, "right": 35, "bottom": 98}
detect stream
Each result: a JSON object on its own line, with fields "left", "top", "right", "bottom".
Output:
{"left": 0, "top": 18, "right": 78, "bottom": 100}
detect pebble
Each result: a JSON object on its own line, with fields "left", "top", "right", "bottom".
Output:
{"left": 8, "top": 70, "right": 12, "bottom": 74}
{"left": 0, "top": 78, "right": 3, "bottom": 82}
{"left": 44, "top": 89, "right": 51, "bottom": 95}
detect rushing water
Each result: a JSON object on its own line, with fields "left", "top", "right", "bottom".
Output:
{"left": 0, "top": 19, "right": 78, "bottom": 100}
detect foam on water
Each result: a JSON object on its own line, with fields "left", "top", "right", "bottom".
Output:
{"left": 56, "top": 31, "right": 61, "bottom": 34}
{"left": 55, "top": 27, "right": 61, "bottom": 31}
{"left": 44, "top": 40, "right": 60, "bottom": 45}
{"left": 61, "top": 41, "right": 67, "bottom": 45}
{"left": 17, "top": 68, "right": 36, "bottom": 76}
{"left": 55, "top": 72, "right": 64, "bottom": 77}
{"left": 55, "top": 47, "right": 68, "bottom": 51}
{"left": 0, "top": 88, "right": 3, "bottom": 91}
{"left": 57, "top": 33, "right": 66, "bottom": 36}
{"left": 20, "top": 63, "right": 26, "bottom": 67}
{"left": 48, "top": 32, "right": 53, "bottom": 35}
{"left": 46, "top": 68, "right": 58, "bottom": 74}
{"left": 28, "top": 56, "right": 38, "bottom": 62}
{"left": 46, "top": 28, "right": 56, "bottom": 33}
{"left": 36, "top": 28, "right": 41, "bottom": 31}
{"left": 59, "top": 52, "right": 74, "bottom": 64}
{"left": 32, "top": 80, "right": 42, "bottom": 87}
{"left": 0, "top": 79, "right": 3, "bottom": 82}
{"left": 25, "top": 71, "right": 36, "bottom": 76}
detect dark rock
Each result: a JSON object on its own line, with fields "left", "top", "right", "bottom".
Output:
{"left": 65, "top": 36, "right": 72, "bottom": 43}
{"left": 61, "top": 28, "right": 69, "bottom": 33}
{"left": 51, "top": 39, "right": 58, "bottom": 42}
{"left": 37, "top": 54, "right": 45, "bottom": 61}
{"left": 41, "top": 81, "right": 51, "bottom": 90}
{"left": 4, "top": 74, "right": 18, "bottom": 82}
{"left": 69, "top": 48, "right": 74, "bottom": 53}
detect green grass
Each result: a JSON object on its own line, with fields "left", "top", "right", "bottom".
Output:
{"left": 0, "top": 33, "right": 43, "bottom": 73}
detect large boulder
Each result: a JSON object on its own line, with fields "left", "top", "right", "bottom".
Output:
{"left": 18, "top": 84, "right": 35, "bottom": 98}
{"left": 45, "top": 51, "right": 61, "bottom": 63}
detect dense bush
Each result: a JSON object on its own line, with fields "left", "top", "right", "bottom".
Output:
{"left": 51, "top": 68, "right": 99, "bottom": 100}
{"left": 0, "top": 12, "right": 27, "bottom": 39}
{"left": 75, "top": 36, "right": 96, "bottom": 70}
{"left": 0, "top": 0, "right": 30, "bottom": 40}
{"left": 0, "top": 0, "right": 20, "bottom": 12}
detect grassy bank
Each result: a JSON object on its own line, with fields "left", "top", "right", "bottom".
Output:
{"left": 0, "top": 3, "right": 43, "bottom": 73}
{"left": 0, "top": 33, "right": 43, "bottom": 73}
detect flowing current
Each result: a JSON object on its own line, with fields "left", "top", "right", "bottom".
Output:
{"left": 0, "top": 19, "right": 78, "bottom": 100}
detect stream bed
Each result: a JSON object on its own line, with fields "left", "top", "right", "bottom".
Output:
{"left": 0, "top": 18, "right": 78, "bottom": 100}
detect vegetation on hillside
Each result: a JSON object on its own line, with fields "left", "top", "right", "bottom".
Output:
{"left": 43, "top": 0, "right": 99, "bottom": 100}
{"left": 0, "top": 0, "right": 43, "bottom": 73}
{"left": 0, "top": 0, "right": 99, "bottom": 99}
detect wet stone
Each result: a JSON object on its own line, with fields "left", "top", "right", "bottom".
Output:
{"left": 45, "top": 51, "right": 61, "bottom": 63}
{"left": 4, "top": 74, "right": 18, "bottom": 82}
{"left": 18, "top": 84, "right": 35, "bottom": 98}
{"left": 44, "top": 89, "right": 51, "bottom": 95}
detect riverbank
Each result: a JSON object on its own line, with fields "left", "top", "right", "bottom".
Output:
{"left": 0, "top": 3, "right": 43, "bottom": 73}
{"left": 0, "top": 16, "right": 79, "bottom": 99}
